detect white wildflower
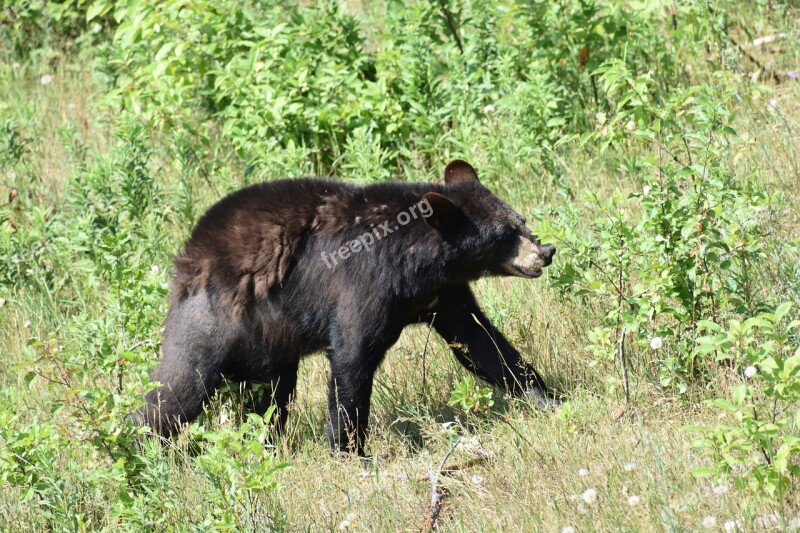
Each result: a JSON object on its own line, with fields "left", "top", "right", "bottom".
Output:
{"left": 649, "top": 337, "right": 663, "bottom": 350}
{"left": 23, "top": 320, "right": 31, "bottom": 329}
{"left": 151, "top": 265, "right": 160, "bottom": 274}
{"left": 338, "top": 513, "right": 357, "bottom": 530}
{"left": 623, "top": 461, "right": 636, "bottom": 472}
{"left": 724, "top": 518, "right": 741, "bottom": 532}
{"left": 482, "top": 104, "right": 496, "bottom": 114}
{"left": 40, "top": 74, "right": 54, "bottom": 86}
{"left": 562, "top": 527, "right": 576, "bottom": 533}
{"left": 154, "top": 23, "right": 161, "bottom": 33}
{"left": 702, "top": 516, "right": 716, "bottom": 528}
{"left": 625, "top": 120, "right": 636, "bottom": 133}
{"left": 471, "top": 474, "right": 484, "bottom": 485}
{"left": 642, "top": 185, "right": 651, "bottom": 196}
{"left": 767, "top": 98, "right": 779, "bottom": 113}
{"left": 628, "top": 495, "right": 640, "bottom": 506}
{"left": 582, "top": 488, "right": 597, "bottom": 504}
{"left": 0, "top": 298, "right": 5, "bottom": 308}
{"left": 92, "top": 23, "right": 102, "bottom": 33}
{"left": 578, "top": 468, "right": 589, "bottom": 477}
{"left": 744, "top": 365, "right": 757, "bottom": 378}
{"left": 12, "top": 62, "right": 20, "bottom": 69}
{"left": 219, "top": 411, "right": 229, "bottom": 425}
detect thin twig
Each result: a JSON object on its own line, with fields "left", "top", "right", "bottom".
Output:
{"left": 618, "top": 327, "right": 629, "bottom": 404}
{"left": 725, "top": 31, "right": 783, "bottom": 84}
{"left": 421, "top": 437, "right": 460, "bottom": 532}
{"left": 421, "top": 313, "right": 436, "bottom": 390}
{"left": 437, "top": 0, "right": 463, "bottom": 55}
{"left": 741, "top": 31, "right": 800, "bottom": 50}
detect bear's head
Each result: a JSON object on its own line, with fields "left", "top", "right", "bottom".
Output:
{"left": 422, "top": 160, "right": 556, "bottom": 281}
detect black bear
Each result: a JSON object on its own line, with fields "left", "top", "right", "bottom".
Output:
{"left": 135, "top": 160, "right": 556, "bottom": 455}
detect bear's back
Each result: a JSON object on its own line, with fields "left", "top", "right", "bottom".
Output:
{"left": 170, "top": 178, "right": 347, "bottom": 313}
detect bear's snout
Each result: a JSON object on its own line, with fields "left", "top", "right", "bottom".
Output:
{"left": 503, "top": 236, "right": 555, "bottom": 278}
{"left": 539, "top": 244, "right": 556, "bottom": 267}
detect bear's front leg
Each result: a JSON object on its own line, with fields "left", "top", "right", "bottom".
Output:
{"left": 324, "top": 342, "right": 384, "bottom": 456}
{"left": 432, "top": 284, "right": 558, "bottom": 407}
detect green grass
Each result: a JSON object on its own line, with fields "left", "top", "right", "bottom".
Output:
{"left": 2, "top": 3, "right": 800, "bottom": 531}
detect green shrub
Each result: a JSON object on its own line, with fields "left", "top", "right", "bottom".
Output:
{"left": 689, "top": 304, "right": 800, "bottom": 504}
{"left": 541, "top": 62, "right": 776, "bottom": 394}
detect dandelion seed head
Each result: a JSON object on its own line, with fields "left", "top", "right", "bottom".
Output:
{"left": 471, "top": 475, "right": 484, "bottom": 485}
{"left": 744, "top": 365, "right": 757, "bottom": 378}
{"left": 562, "top": 527, "right": 575, "bottom": 533}
{"left": 578, "top": 468, "right": 589, "bottom": 477}
{"left": 767, "top": 98, "right": 779, "bottom": 112}
{"left": 702, "top": 516, "right": 717, "bottom": 528}
{"left": 649, "top": 337, "right": 663, "bottom": 350}
{"left": 582, "top": 488, "right": 597, "bottom": 504}
{"left": 40, "top": 74, "right": 54, "bottom": 86}
{"left": 723, "top": 519, "right": 741, "bottom": 532}
{"left": 628, "top": 495, "right": 640, "bottom": 506}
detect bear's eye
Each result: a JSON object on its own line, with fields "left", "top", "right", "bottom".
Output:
{"left": 499, "top": 224, "right": 517, "bottom": 239}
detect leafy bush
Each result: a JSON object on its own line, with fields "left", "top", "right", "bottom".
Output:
{"left": 689, "top": 304, "right": 800, "bottom": 503}
{"left": 542, "top": 61, "right": 777, "bottom": 394}
{"left": 95, "top": 0, "right": 692, "bottom": 175}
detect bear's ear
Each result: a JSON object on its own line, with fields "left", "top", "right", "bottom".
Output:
{"left": 443, "top": 160, "right": 480, "bottom": 184}
{"left": 421, "top": 192, "right": 462, "bottom": 232}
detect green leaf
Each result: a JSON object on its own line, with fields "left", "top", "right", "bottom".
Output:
{"left": 87, "top": 2, "right": 110, "bottom": 22}
{"left": 690, "top": 466, "right": 716, "bottom": 478}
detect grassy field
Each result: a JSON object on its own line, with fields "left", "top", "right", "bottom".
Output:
{"left": 2, "top": 1, "right": 800, "bottom": 531}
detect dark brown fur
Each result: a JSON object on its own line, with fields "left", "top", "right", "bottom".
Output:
{"left": 135, "top": 161, "right": 557, "bottom": 455}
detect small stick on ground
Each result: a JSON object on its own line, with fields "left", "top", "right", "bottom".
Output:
{"left": 421, "top": 437, "right": 460, "bottom": 532}
{"left": 416, "top": 456, "right": 488, "bottom": 482}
